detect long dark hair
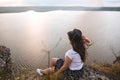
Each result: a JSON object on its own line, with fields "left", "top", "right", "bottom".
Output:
{"left": 67, "top": 29, "right": 86, "bottom": 62}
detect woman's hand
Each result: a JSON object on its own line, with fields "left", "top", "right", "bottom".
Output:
{"left": 82, "top": 35, "right": 94, "bottom": 48}
{"left": 54, "top": 72, "right": 59, "bottom": 76}
{"left": 52, "top": 72, "right": 59, "bottom": 80}
{"left": 55, "top": 56, "right": 71, "bottom": 74}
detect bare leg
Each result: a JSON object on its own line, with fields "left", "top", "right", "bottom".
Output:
{"left": 40, "top": 58, "right": 59, "bottom": 75}
{"left": 50, "top": 58, "right": 59, "bottom": 67}
{"left": 41, "top": 67, "right": 53, "bottom": 74}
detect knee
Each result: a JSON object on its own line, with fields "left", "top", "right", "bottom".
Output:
{"left": 51, "top": 58, "right": 59, "bottom": 66}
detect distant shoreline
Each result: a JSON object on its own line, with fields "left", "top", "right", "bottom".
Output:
{"left": 0, "top": 6, "right": 120, "bottom": 13}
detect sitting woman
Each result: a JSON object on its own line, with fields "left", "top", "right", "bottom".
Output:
{"left": 36, "top": 29, "right": 91, "bottom": 80}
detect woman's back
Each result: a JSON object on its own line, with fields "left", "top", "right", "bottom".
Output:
{"left": 65, "top": 49, "right": 83, "bottom": 70}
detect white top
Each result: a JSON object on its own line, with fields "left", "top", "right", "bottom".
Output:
{"left": 65, "top": 49, "right": 84, "bottom": 70}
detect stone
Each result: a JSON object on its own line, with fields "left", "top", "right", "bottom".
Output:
{"left": 0, "top": 46, "right": 13, "bottom": 80}
{"left": 81, "top": 65, "right": 112, "bottom": 80}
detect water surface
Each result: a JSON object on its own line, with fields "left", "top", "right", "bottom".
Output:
{"left": 0, "top": 10, "right": 120, "bottom": 69}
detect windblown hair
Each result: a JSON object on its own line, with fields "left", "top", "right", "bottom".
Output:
{"left": 67, "top": 29, "right": 86, "bottom": 62}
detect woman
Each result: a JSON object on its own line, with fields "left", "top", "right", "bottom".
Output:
{"left": 36, "top": 29, "right": 91, "bottom": 80}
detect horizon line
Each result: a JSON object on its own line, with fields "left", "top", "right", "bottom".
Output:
{"left": 0, "top": 6, "right": 120, "bottom": 13}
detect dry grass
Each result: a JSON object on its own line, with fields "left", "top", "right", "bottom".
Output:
{"left": 13, "top": 67, "right": 64, "bottom": 80}
{"left": 12, "top": 62, "right": 120, "bottom": 80}
{"left": 91, "top": 62, "right": 120, "bottom": 80}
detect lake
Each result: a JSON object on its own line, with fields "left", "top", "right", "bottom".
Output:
{"left": 0, "top": 10, "right": 120, "bottom": 69}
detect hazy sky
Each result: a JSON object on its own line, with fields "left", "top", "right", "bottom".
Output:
{"left": 0, "top": 0, "right": 120, "bottom": 6}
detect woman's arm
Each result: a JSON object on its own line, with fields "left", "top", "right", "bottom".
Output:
{"left": 55, "top": 56, "right": 72, "bottom": 75}
{"left": 82, "top": 35, "right": 92, "bottom": 47}
{"left": 82, "top": 35, "right": 90, "bottom": 45}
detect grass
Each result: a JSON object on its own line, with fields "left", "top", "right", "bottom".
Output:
{"left": 12, "top": 65, "right": 65, "bottom": 80}
{"left": 11, "top": 62, "right": 120, "bottom": 80}
{"left": 91, "top": 62, "right": 120, "bottom": 80}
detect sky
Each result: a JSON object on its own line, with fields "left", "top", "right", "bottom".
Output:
{"left": 0, "top": 0, "right": 120, "bottom": 7}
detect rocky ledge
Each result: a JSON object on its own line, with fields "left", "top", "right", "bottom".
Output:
{"left": 0, "top": 46, "right": 12, "bottom": 80}
{"left": 0, "top": 46, "right": 117, "bottom": 80}
{"left": 81, "top": 65, "right": 111, "bottom": 80}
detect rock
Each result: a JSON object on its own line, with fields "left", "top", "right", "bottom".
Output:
{"left": 0, "top": 46, "right": 13, "bottom": 80}
{"left": 53, "top": 65, "right": 112, "bottom": 80}
{"left": 0, "top": 58, "right": 6, "bottom": 71}
{"left": 81, "top": 65, "right": 112, "bottom": 80}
